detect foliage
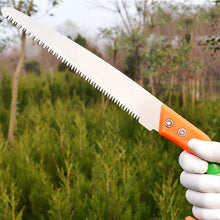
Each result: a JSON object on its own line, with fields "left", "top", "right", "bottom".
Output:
{"left": 0, "top": 70, "right": 219, "bottom": 219}
{"left": 0, "top": 0, "right": 62, "bottom": 53}
{"left": 0, "top": 72, "right": 11, "bottom": 136}
{"left": 98, "top": 26, "right": 121, "bottom": 64}
{"left": 201, "top": 4, "right": 220, "bottom": 55}
{"left": 122, "top": 29, "right": 145, "bottom": 81}
{"left": 1, "top": 1, "right": 220, "bottom": 218}
{"left": 74, "top": 34, "right": 88, "bottom": 48}
{"left": 58, "top": 62, "right": 68, "bottom": 72}
{"left": 97, "top": 1, "right": 216, "bottom": 109}
{"left": 24, "top": 60, "right": 41, "bottom": 76}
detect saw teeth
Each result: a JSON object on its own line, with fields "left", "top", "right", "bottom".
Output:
{"left": 3, "top": 10, "right": 140, "bottom": 121}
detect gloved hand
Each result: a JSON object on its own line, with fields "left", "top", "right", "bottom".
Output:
{"left": 179, "top": 139, "right": 220, "bottom": 220}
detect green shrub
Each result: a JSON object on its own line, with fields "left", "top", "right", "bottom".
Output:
{"left": 0, "top": 71, "right": 219, "bottom": 219}
{"left": 24, "top": 60, "right": 41, "bottom": 76}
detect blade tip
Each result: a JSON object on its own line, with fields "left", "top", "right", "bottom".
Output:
{"left": 1, "top": 7, "right": 12, "bottom": 18}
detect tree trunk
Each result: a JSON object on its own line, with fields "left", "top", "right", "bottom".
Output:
{"left": 8, "top": 32, "right": 26, "bottom": 145}
{"left": 201, "top": 77, "right": 205, "bottom": 99}
{"left": 209, "top": 74, "right": 214, "bottom": 97}
{"left": 181, "top": 70, "right": 186, "bottom": 105}
{"left": 189, "top": 78, "right": 192, "bottom": 97}
{"left": 49, "top": 67, "right": 54, "bottom": 77}
{"left": 149, "top": 74, "right": 155, "bottom": 96}
{"left": 138, "top": 75, "right": 144, "bottom": 87}
{"left": 173, "top": 75, "right": 177, "bottom": 94}
{"left": 101, "top": 94, "right": 109, "bottom": 111}
{"left": 181, "top": 75, "right": 186, "bottom": 106}
{"left": 192, "top": 78, "right": 195, "bottom": 105}
{"left": 168, "top": 75, "right": 174, "bottom": 105}
{"left": 102, "top": 42, "right": 118, "bottom": 111}
{"left": 196, "top": 78, "right": 200, "bottom": 101}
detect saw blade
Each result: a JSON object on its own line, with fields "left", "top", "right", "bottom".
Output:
{"left": 2, "top": 7, "right": 162, "bottom": 131}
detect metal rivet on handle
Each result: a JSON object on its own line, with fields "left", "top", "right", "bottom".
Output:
{"left": 165, "top": 119, "right": 173, "bottom": 128}
{"left": 178, "top": 128, "right": 186, "bottom": 137}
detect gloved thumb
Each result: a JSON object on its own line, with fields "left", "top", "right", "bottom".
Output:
{"left": 188, "top": 139, "right": 220, "bottom": 163}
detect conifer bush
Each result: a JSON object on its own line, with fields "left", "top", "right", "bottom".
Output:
{"left": 24, "top": 60, "right": 41, "bottom": 76}
{"left": 0, "top": 70, "right": 219, "bottom": 219}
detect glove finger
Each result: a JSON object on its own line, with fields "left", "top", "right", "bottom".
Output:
{"left": 192, "top": 206, "right": 220, "bottom": 220}
{"left": 189, "top": 139, "right": 220, "bottom": 163}
{"left": 180, "top": 171, "right": 220, "bottom": 193}
{"left": 179, "top": 151, "right": 208, "bottom": 174}
{"left": 186, "top": 189, "right": 220, "bottom": 209}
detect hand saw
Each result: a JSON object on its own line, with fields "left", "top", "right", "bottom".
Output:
{"left": 1, "top": 7, "right": 220, "bottom": 176}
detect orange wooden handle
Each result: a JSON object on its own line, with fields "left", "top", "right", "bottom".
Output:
{"left": 159, "top": 104, "right": 211, "bottom": 155}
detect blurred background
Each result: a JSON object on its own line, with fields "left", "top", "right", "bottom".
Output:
{"left": 1, "top": 0, "right": 220, "bottom": 102}
{"left": 0, "top": 0, "right": 220, "bottom": 219}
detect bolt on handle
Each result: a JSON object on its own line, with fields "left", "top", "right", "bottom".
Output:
{"left": 159, "top": 104, "right": 220, "bottom": 176}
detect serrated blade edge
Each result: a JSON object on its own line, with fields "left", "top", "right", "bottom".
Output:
{"left": 2, "top": 7, "right": 163, "bottom": 131}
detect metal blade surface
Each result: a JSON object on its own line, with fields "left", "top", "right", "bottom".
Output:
{"left": 2, "top": 7, "right": 162, "bottom": 131}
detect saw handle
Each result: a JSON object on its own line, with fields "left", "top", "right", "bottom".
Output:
{"left": 185, "top": 217, "right": 196, "bottom": 220}
{"left": 159, "top": 104, "right": 220, "bottom": 175}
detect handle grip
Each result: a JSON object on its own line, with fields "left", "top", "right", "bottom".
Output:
{"left": 185, "top": 217, "right": 196, "bottom": 220}
{"left": 159, "top": 104, "right": 220, "bottom": 175}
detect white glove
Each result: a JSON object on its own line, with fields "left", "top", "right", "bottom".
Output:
{"left": 179, "top": 139, "right": 220, "bottom": 220}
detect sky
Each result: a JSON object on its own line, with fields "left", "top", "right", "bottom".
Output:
{"left": 0, "top": 0, "right": 212, "bottom": 53}
{"left": 36, "top": 0, "right": 117, "bottom": 38}
{"left": 35, "top": 0, "right": 209, "bottom": 38}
